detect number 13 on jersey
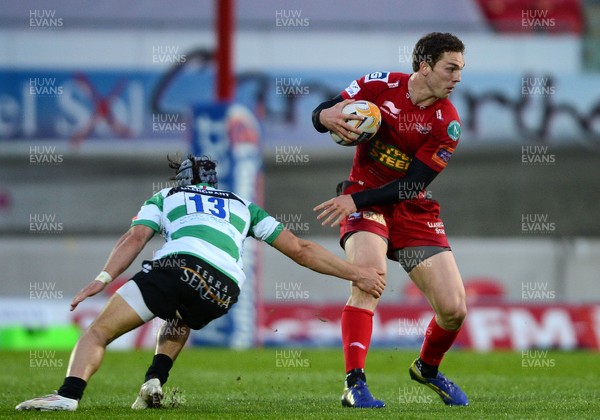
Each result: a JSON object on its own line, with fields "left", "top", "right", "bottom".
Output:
{"left": 184, "top": 193, "right": 230, "bottom": 221}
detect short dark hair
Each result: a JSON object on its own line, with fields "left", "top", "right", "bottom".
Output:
{"left": 412, "top": 32, "right": 465, "bottom": 72}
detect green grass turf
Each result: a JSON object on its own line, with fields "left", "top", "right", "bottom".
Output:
{"left": 1, "top": 348, "right": 599, "bottom": 419}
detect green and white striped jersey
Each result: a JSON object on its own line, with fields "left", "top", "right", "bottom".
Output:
{"left": 131, "top": 183, "right": 283, "bottom": 288}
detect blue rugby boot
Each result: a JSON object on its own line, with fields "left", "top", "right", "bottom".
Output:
{"left": 409, "top": 359, "right": 469, "bottom": 406}
{"left": 341, "top": 379, "right": 385, "bottom": 408}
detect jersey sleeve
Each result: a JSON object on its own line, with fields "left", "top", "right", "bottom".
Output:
{"left": 340, "top": 71, "right": 391, "bottom": 101}
{"left": 414, "top": 104, "right": 461, "bottom": 173}
{"left": 131, "top": 191, "right": 164, "bottom": 232}
{"left": 247, "top": 202, "right": 284, "bottom": 244}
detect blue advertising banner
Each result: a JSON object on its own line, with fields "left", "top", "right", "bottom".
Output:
{"left": 189, "top": 101, "right": 263, "bottom": 348}
{"left": 2, "top": 68, "right": 600, "bottom": 149}
{"left": 0, "top": 69, "right": 213, "bottom": 146}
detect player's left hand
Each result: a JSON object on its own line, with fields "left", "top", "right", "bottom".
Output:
{"left": 70, "top": 280, "right": 106, "bottom": 311}
{"left": 314, "top": 195, "right": 357, "bottom": 227}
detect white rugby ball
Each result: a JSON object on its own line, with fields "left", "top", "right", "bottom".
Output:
{"left": 330, "top": 100, "right": 381, "bottom": 146}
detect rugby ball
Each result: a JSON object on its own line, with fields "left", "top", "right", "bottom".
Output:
{"left": 330, "top": 100, "right": 381, "bottom": 146}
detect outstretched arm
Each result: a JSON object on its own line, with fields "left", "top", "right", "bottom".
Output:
{"left": 70, "top": 224, "right": 155, "bottom": 311}
{"left": 271, "top": 229, "right": 386, "bottom": 298}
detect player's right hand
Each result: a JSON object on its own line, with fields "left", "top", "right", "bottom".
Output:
{"left": 70, "top": 280, "right": 107, "bottom": 311}
{"left": 354, "top": 267, "right": 386, "bottom": 298}
{"left": 319, "top": 99, "right": 364, "bottom": 143}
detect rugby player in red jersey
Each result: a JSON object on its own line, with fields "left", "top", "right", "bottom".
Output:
{"left": 312, "top": 32, "right": 468, "bottom": 408}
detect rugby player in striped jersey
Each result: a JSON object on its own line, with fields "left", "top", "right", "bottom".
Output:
{"left": 16, "top": 155, "right": 385, "bottom": 411}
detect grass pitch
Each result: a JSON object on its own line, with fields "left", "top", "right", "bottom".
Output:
{"left": 1, "top": 348, "right": 598, "bottom": 419}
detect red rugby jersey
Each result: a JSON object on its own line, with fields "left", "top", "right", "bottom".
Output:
{"left": 340, "top": 72, "right": 461, "bottom": 188}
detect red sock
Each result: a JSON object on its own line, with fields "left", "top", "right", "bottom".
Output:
{"left": 419, "top": 316, "right": 460, "bottom": 366}
{"left": 341, "top": 305, "right": 374, "bottom": 373}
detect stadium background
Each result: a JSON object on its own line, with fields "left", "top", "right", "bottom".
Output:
{"left": 1, "top": 0, "right": 599, "bottom": 353}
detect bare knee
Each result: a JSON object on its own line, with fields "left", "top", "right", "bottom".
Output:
{"left": 347, "top": 281, "right": 383, "bottom": 311}
{"left": 437, "top": 301, "right": 467, "bottom": 331}
{"left": 346, "top": 259, "right": 386, "bottom": 311}
{"left": 83, "top": 322, "right": 116, "bottom": 347}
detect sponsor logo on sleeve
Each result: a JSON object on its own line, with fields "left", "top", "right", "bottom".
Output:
{"left": 447, "top": 120, "right": 461, "bottom": 141}
{"left": 431, "top": 145, "right": 454, "bottom": 168}
{"left": 345, "top": 80, "right": 361, "bottom": 97}
{"left": 364, "top": 72, "right": 390, "bottom": 83}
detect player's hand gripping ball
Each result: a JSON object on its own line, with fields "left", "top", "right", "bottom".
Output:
{"left": 330, "top": 100, "right": 381, "bottom": 146}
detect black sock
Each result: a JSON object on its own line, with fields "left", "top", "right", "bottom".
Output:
{"left": 345, "top": 368, "right": 367, "bottom": 388}
{"left": 144, "top": 354, "right": 174, "bottom": 385}
{"left": 416, "top": 358, "right": 438, "bottom": 378}
{"left": 58, "top": 376, "right": 87, "bottom": 400}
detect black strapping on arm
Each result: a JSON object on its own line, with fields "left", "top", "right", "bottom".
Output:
{"left": 312, "top": 94, "right": 345, "bottom": 133}
{"left": 350, "top": 158, "right": 439, "bottom": 209}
